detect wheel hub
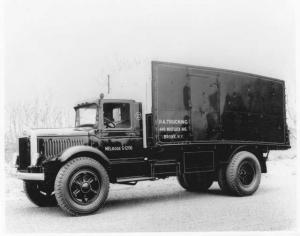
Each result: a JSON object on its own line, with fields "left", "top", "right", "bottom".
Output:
{"left": 238, "top": 161, "right": 255, "bottom": 186}
{"left": 81, "top": 182, "right": 91, "bottom": 193}
{"left": 69, "top": 169, "right": 101, "bottom": 205}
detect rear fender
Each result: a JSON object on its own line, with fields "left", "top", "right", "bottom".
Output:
{"left": 224, "top": 146, "right": 267, "bottom": 173}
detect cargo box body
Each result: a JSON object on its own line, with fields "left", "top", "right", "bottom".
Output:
{"left": 151, "top": 61, "right": 288, "bottom": 147}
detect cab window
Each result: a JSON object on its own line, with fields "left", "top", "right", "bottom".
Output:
{"left": 103, "top": 103, "right": 131, "bottom": 129}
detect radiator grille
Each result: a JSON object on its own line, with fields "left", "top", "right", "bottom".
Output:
{"left": 41, "top": 138, "right": 84, "bottom": 159}
{"left": 18, "top": 137, "right": 31, "bottom": 170}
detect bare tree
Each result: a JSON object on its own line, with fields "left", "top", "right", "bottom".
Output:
{"left": 5, "top": 96, "right": 73, "bottom": 157}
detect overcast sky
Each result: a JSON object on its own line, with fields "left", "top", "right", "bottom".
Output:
{"left": 4, "top": 0, "right": 295, "bottom": 114}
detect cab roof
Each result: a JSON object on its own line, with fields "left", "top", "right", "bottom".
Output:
{"left": 74, "top": 98, "right": 136, "bottom": 109}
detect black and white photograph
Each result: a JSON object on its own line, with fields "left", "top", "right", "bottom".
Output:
{"left": 2, "top": 0, "right": 298, "bottom": 234}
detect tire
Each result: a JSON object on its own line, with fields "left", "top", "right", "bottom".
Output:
{"left": 54, "top": 157, "right": 109, "bottom": 216}
{"left": 177, "top": 172, "right": 213, "bottom": 192}
{"left": 23, "top": 181, "right": 57, "bottom": 207}
{"left": 217, "top": 166, "right": 232, "bottom": 194}
{"left": 226, "top": 151, "right": 261, "bottom": 196}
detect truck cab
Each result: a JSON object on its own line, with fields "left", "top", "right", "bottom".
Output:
{"left": 75, "top": 98, "right": 142, "bottom": 131}
{"left": 75, "top": 97, "right": 146, "bottom": 178}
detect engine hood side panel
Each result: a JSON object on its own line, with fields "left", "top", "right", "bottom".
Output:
{"left": 37, "top": 135, "right": 90, "bottom": 161}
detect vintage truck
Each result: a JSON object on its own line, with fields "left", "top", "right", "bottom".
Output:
{"left": 15, "top": 61, "right": 290, "bottom": 216}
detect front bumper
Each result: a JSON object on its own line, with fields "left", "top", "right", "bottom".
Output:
{"left": 16, "top": 171, "right": 45, "bottom": 181}
{"left": 13, "top": 153, "right": 45, "bottom": 181}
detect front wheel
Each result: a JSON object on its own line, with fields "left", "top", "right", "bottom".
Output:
{"left": 23, "top": 181, "right": 57, "bottom": 207}
{"left": 226, "top": 151, "right": 261, "bottom": 196}
{"left": 54, "top": 157, "right": 109, "bottom": 216}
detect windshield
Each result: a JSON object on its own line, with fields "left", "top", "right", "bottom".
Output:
{"left": 75, "top": 106, "right": 97, "bottom": 127}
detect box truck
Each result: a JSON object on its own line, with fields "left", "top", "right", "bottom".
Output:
{"left": 15, "top": 61, "right": 290, "bottom": 215}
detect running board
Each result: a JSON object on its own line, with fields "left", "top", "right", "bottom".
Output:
{"left": 116, "top": 176, "right": 156, "bottom": 183}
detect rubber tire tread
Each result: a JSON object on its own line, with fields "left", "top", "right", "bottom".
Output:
{"left": 226, "top": 151, "right": 261, "bottom": 196}
{"left": 177, "top": 173, "right": 213, "bottom": 192}
{"left": 55, "top": 157, "right": 109, "bottom": 216}
{"left": 23, "top": 181, "right": 57, "bottom": 207}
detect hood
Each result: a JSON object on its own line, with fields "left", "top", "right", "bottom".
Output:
{"left": 24, "top": 127, "right": 93, "bottom": 137}
{"left": 25, "top": 127, "right": 92, "bottom": 165}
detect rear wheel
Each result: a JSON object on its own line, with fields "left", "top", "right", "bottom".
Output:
{"left": 226, "top": 151, "right": 261, "bottom": 196}
{"left": 54, "top": 157, "right": 109, "bottom": 216}
{"left": 23, "top": 181, "right": 57, "bottom": 207}
{"left": 217, "top": 166, "right": 232, "bottom": 194}
{"left": 177, "top": 172, "right": 213, "bottom": 192}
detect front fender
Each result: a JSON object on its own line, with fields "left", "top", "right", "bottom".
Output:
{"left": 58, "top": 145, "right": 110, "bottom": 167}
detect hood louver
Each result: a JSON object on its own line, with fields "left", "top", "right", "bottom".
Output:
{"left": 40, "top": 138, "right": 85, "bottom": 159}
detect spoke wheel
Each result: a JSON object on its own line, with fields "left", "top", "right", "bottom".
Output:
{"left": 226, "top": 151, "right": 261, "bottom": 196}
{"left": 55, "top": 157, "right": 109, "bottom": 216}
{"left": 69, "top": 169, "right": 100, "bottom": 205}
{"left": 238, "top": 161, "right": 255, "bottom": 186}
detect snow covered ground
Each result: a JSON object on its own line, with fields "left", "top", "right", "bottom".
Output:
{"left": 5, "top": 150, "right": 297, "bottom": 232}
{"left": 5, "top": 149, "right": 297, "bottom": 201}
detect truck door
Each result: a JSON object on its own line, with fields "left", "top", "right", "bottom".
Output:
{"left": 92, "top": 100, "right": 146, "bottom": 177}
{"left": 98, "top": 101, "right": 144, "bottom": 158}
{"left": 189, "top": 70, "right": 221, "bottom": 141}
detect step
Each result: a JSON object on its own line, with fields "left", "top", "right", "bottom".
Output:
{"left": 152, "top": 161, "right": 178, "bottom": 166}
{"left": 116, "top": 176, "right": 156, "bottom": 183}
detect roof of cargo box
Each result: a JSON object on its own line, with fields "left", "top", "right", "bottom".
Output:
{"left": 151, "top": 61, "right": 283, "bottom": 83}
